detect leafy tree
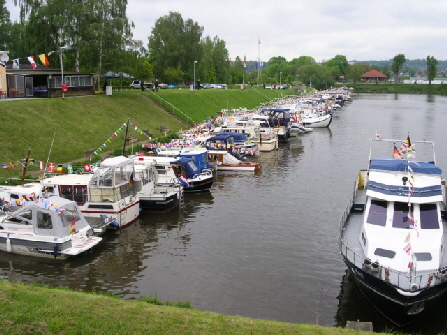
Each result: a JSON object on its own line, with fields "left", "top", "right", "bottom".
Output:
{"left": 325, "top": 55, "right": 349, "bottom": 80}
{"left": 211, "top": 36, "right": 230, "bottom": 83}
{"left": 230, "top": 56, "right": 244, "bottom": 84}
{"left": 0, "top": 0, "right": 11, "bottom": 50}
{"left": 392, "top": 54, "right": 406, "bottom": 83}
{"left": 426, "top": 55, "right": 438, "bottom": 85}
{"left": 164, "top": 64, "right": 184, "bottom": 85}
{"left": 199, "top": 36, "right": 216, "bottom": 83}
{"left": 347, "top": 63, "right": 370, "bottom": 83}
{"left": 148, "top": 12, "right": 203, "bottom": 82}
{"left": 297, "top": 64, "right": 334, "bottom": 90}
{"left": 265, "top": 56, "right": 287, "bottom": 79}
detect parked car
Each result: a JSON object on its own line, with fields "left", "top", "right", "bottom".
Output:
{"left": 202, "top": 83, "right": 212, "bottom": 89}
{"left": 129, "top": 80, "right": 143, "bottom": 89}
{"left": 215, "top": 84, "right": 227, "bottom": 89}
{"left": 158, "top": 83, "right": 168, "bottom": 89}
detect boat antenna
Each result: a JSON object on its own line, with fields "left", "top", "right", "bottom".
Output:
{"left": 43, "top": 132, "right": 56, "bottom": 180}
{"left": 20, "top": 148, "right": 32, "bottom": 186}
{"left": 122, "top": 118, "right": 130, "bottom": 156}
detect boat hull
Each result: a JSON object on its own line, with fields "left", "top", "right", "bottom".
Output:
{"left": 342, "top": 256, "right": 447, "bottom": 326}
{"left": 139, "top": 193, "right": 180, "bottom": 213}
{"left": 184, "top": 176, "right": 214, "bottom": 192}
{"left": 302, "top": 114, "right": 332, "bottom": 128}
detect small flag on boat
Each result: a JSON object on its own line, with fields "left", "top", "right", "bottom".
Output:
{"left": 69, "top": 220, "right": 76, "bottom": 234}
{"left": 178, "top": 175, "right": 190, "bottom": 188}
{"left": 48, "top": 162, "right": 55, "bottom": 172}
{"left": 2, "top": 164, "right": 8, "bottom": 170}
{"left": 393, "top": 145, "right": 402, "bottom": 159}
{"left": 56, "top": 164, "right": 63, "bottom": 174}
{"left": 39, "top": 161, "right": 45, "bottom": 170}
{"left": 67, "top": 165, "right": 73, "bottom": 174}
{"left": 375, "top": 131, "right": 380, "bottom": 139}
{"left": 83, "top": 164, "right": 91, "bottom": 172}
{"left": 404, "top": 232, "right": 411, "bottom": 244}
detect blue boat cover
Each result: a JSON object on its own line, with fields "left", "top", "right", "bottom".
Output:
{"left": 206, "top": 134, "right": 233, "bottom": 141}
{"left": 214, "top": 132, "right": 248, "bottom": 142}
{"left": 170, "top": 157, "right": 200, "bottom": 179}
{"left": 369, "top": 159, "right": 442, "bottom": 175}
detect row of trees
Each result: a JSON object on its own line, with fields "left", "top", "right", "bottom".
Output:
{"left": 0, "top": 1, "right": 440, "bottom": 90}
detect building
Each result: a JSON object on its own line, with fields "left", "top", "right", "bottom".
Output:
{"left": 361, "top": 69, "right": 388, "bottom": 82}
{"left": 0, "top": 51, "right": 100, "bottom": 99}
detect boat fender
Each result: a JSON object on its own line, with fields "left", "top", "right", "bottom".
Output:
{"left": 6, "top": 232, "right": 11, "bottom": 252}
{"left": 410, "top": 283, "right": 418, "bottom": 291}
{"left": 358, "top": 172, "right": 364, "bottom": 189}
{"left": 53, "top": 243, "right": 58, "bottom": 259}
{"left": 426, "top": 274, "right": 434, "bottom": 287}
{"left": 385, "top": 268, "right": 390, "bottom": 282}
{"left": 109, "top": 221, "right": 120, "bottom": 228}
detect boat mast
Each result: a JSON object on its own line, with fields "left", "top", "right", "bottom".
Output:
{"left": 20, "top": 148, "right": 32, "bottom": 185}
{"left": 122, "top": 118, "right": 130, "bottom": 156}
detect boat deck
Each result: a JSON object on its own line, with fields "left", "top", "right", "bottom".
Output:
{"left": 341, "top": 186, "right": 447, "bottom": 290}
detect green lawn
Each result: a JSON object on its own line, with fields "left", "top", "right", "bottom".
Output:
{"left": 0, "top": 87, "right": 294, "bottom": 180}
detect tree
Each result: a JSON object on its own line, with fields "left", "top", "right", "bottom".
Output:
{"left": 325, "top": 55, "right": 349, "bottom": 80}
{"left": 0, "top": 0, "right": 11, "bottom": 50}
{"left": 148, "top": 12, "right": 203, "bottom": 82}
{"left": 297, "top": 64, "right": 334, "bottom": 90}
{"left": 347, "top": 63, "right": 370, "bottom": 83}
{"left": 392, "top": 54, "right": 406, "bottom": 83}
{"left": 426, "top": 55, "right": 438, "bottom": 85}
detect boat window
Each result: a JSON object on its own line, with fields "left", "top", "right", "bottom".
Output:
{"left": 36, "top": 211, "right": 53, "bottom": 229}
{"left": 420, "top": 203, "right": 439, "bottom": 229}
{"left": 18, "top": 209, "right": 32, "bottom": 221}
{"left": 60, "top": 205, "right": 81, "bottom": 227}
{"left": 414, "top": 252, "right": 432, "bottom": 261}
{"left": 374, "top": 248, "right": 396, "bottom": 258}
{"left": 392, "top": 202, "right": 414, "bottom": 229}
{"left": 367, "top": 199, "right": 387, "bottom": 226}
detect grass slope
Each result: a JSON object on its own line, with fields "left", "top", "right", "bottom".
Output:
{"left": 0, "top": 88, "right": 291, "bottom": 179}
{"left": 0, "top": 280, "right": 382, "bottom": 335}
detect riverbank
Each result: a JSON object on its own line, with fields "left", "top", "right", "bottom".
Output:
{"left": 0, "top": 88, "right": 290, "bottom": 180}
{"left": 0, "top": 280, "right": 382, "bottom": 334}
{"left": 336, "top": 82, "right": 447, "bottom": 95}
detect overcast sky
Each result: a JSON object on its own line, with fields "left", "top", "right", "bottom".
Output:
{"left": 6, "top": 0, "right": 447, "bottom": 63}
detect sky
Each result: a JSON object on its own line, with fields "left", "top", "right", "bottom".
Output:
{"left": 6, "top": 0, "right": 447, "bottom": 63}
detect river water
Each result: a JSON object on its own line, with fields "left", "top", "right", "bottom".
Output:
{"left": 1, "top": 93, "right": 447, "bottom": 334}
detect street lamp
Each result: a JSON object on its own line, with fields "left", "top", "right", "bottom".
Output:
{"left": 310, "top": 76, "right": 312, "bottom": 88}
{"left": 193, "top": 60, "right": 197, "bottom": 91}
{"left": 280, "top": 72, "right": 282, "bottom": 88}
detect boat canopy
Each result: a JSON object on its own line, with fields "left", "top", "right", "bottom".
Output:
{"left": 214, "top": 132, "right": 248, "bottom": 142}
{"left": 369, "top": 159, "right": 442, "bottom": 175}
{"left": 170, "top": 157, "right": 200, "bottom": 179}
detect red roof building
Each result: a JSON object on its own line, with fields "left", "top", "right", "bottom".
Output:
{"left": 362, "top": 69, "right": 388, "bottom": 81}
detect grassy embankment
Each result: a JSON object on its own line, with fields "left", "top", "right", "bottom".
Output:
{"left": 0, "top": 280, "right": 385, "bottom": 335}
{"left": 336, "top": 82, "right": 447, "bottom": 95}
{"left": 0, "top": 87, "right": 289, "bottom": 180}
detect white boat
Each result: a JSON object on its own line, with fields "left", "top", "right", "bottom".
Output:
{"left": 289, "top": 123, "right": 313, "bottom": 135}
{"left": 131, "top": 163, "right": 183, "bottom": 213}
{"left": 41, "top": 156, "right": 140, "bottom": 232}
{"left": 339, "top": 137, "right": 447, "bottom": 326}
{"left": 0, "top": 195, "right": 102, "bottom": 259}
{"left": 301, "top": 113, "right": 332, "bottom": 128}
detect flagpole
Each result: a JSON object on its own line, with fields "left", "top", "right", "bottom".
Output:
{"left": 122, "top": 118, "right": 130, "bottom": 156}
{"left": 21, "top": 149, "right": 32, "bottom": 186}
{"left": 43, "top": 132, "right": 56, "bottom": 179}
{"left": 257, "top": 38, "right": 260, "bottom": 87}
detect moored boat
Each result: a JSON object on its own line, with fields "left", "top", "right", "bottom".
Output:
{"left": 41, "top": 156, "right": 140, "bottom": 232}
{"left": 339, "top": 137, "right": 447, "bottom": 326}
{"left": 0, "top": 195, "right": 102, "bottom": 258}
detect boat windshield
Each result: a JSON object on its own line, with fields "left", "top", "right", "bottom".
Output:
{"left": 367, "top": 199, "right": 387, "bottom": 226}
{"left": 420, "top": 203, "right": 439, "bottom": 229}
{"left": 392, "top": 202, "right": 414, "bottom": 229}
{"left": 60, "top": 204, "right": 82, "bottom": 227}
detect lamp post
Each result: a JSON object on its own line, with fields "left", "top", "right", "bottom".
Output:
{"left": 310, "top": 76, "right": 312, "bottom": 88}
{"left": 279, "top": 72, "right": 282, "bottom": 89}
{"left": 193, "top": 60, "right": 197, "bottom": 91}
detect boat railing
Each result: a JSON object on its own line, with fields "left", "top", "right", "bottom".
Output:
{"left": 340, "top": 212, "right": 446, "bottom": 291}
{"left": 339, "top": 173, "right": 447, "bottom": 292}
